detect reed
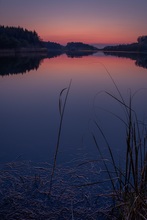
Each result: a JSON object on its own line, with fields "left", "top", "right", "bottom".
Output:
{"left": 93, "top": 90, "right": 147, "bottom": 219}
{"left": 49, "top": 80, "right": 72, "bottom": 195}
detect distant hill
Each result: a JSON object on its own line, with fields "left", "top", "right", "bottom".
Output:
{"left": 43, "top": 41, "right": 98, "bottom": 51}
{"left": 41, "top": 41, "right": 64, "bottom": 50}
{"left": 65, "top": 42, "right": 98, "bottom": 51}
{"left": 103, "top": 36, "right": 147, "bottom": 52}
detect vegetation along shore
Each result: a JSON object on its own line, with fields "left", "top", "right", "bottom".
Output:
{"left": 1, "top": 25, "right": 147, "bottom": 55}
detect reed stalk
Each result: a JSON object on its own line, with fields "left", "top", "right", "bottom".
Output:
{"left": 93, "top": 85, "right": 147, "bottom": 219}
{"left": 49, "top": 80, "right": 72, "bottom": 195}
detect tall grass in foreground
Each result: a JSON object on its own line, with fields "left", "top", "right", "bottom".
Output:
{"left": 93, "top": 89, "right": 147, "bottom": 219}
{"left": 49, "top": 80, "right": 72, "bottom": 195}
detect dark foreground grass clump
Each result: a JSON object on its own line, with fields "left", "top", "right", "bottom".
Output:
{"left": 93, "top": 90, "right": 147, "bottom": 219}
{"left": 90, "top": 65, "right": 147, "bottom": 219}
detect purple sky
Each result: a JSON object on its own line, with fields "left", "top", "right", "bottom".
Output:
{"left": 0, "top": 0, "right": 147, "bottom": 44}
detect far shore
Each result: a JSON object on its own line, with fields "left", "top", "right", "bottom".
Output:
{"left": 102, "top": 50, "right": 147, "bottom": 54}
{"left": 0, "top": 48, "right": 48, "bottom": 56}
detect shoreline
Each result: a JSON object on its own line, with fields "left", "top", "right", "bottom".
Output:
{"left": 102, "top": 50, "right": 147, "bottom": 54}
{"left": 0, "top": 48, "right": 48, "bottom": 56}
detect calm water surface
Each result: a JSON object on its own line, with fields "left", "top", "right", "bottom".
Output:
{"left": 0, "top": 52, "right": 147, "bottom": 165}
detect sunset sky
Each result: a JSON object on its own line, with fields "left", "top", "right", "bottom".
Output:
{"left": 0, "top": 0, "right": 147, "bottom": 46}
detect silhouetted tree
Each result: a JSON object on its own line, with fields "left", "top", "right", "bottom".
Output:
{"left": 137, "top": 36, "right": 147, "bottom": 44}
{"left": 0, "top": 25, "right": 43, "bottom": 49}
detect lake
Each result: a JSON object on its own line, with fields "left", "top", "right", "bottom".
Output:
{"left": 1, "top": 52, "right": 147, "bottom": 218}
{"left": 1, "top": 52, "right": 147, "bottom": 164}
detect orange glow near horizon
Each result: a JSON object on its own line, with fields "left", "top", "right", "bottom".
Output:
{"left": 36, "top": 12, "right": 144, "bottom": 45}
{"left": 39, "top": 24, "right": 140, "bottom": 45}
{"left": 41, "top": 33, "right": 137, "bottom": 45}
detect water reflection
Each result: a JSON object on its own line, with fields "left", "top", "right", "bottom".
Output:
{"left": 104, "top": 51, "right": 147, "bottom": 69}
{"left": 0, "top": 56, "right": 43, "bottom": 76}
{"left": 0, "top": 51, "right": 97, "bottom": 76}
{"left": 0, "top": 53, "right": 147, "bottom": 165}
{"left": 47, "top": 50, "right": 64, "bottom": 58}
{"left": 66, "top": 50, "right": 97, "bottom": 58}
{"left": 1, "top": 51, "right": 147, "bottom": 76}
{"left": 1, "top": 53, "right": 146, "bottom": 219}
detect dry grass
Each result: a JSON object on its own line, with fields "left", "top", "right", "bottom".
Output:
{"left": 0, "top": 160, "right": 112, "bottom": 220}
{"left": 92, "top": 89, "right": 147, "bottom": 219}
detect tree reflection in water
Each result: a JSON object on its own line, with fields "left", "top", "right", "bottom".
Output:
{"left": 104, "top": 51, "right": 147, "bottom": 69}
{"left": 0, "top": 51, "right": 147, "bottom": 76}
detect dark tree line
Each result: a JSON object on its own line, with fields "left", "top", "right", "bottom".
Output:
{"left": 103, "top": 36, "right": 147, "bottom": 52}
{"left": 42, "top": 41, "right": 64, "bottom": 50}
{"left": 65, "top": 42, "right": 98, "bottom": 51}
{"left": 0, "top": 25, "right": 43, "bottom": 49}
{"left": 137, "top": 36, "right": 147, "bottom": 44}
